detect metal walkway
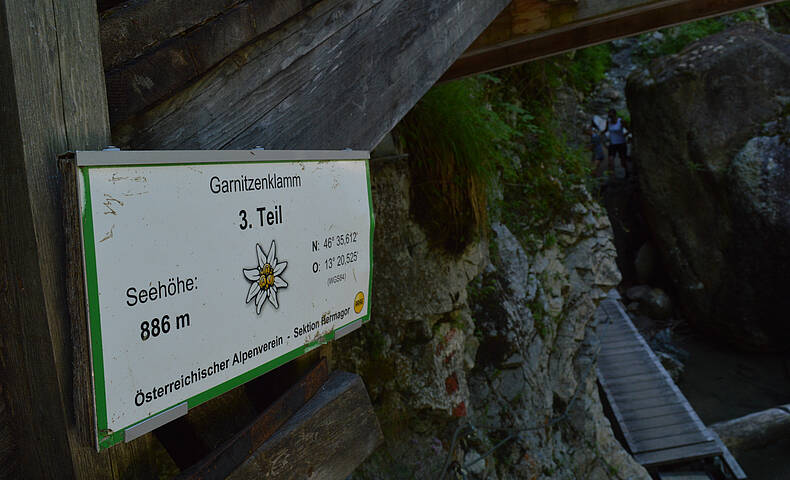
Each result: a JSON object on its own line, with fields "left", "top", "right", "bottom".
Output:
{"left": 595, "top": 296, "right": 746, "bottom": 479}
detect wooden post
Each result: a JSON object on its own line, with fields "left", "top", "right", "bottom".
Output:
{"left": 0, "top": 0, "right": 111, "bottom": 477}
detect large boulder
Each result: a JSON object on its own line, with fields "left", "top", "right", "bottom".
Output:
{"left": 626, "top": 24, "right": 790, "bottom": 350}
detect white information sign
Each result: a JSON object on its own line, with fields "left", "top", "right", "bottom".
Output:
{"left": 74, "top": 150, "right": 372, "bottom": 449}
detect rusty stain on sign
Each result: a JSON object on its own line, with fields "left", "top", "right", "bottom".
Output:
{"left": 103, "top": 194, "right": 124, "bottom": 215}
{"left": 110, "top": 173, "right": 147, "bottom": 184}
{"left": 99, "top": 224, "right": 115, "bottom": 243}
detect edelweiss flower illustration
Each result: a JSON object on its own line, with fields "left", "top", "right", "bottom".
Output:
{"left": 243, "top": 241, "right": 288, "bottom": 313}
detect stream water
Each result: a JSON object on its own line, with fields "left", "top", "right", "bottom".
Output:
{"left": 676, "top": 331, "right": 790, "bottom": 479}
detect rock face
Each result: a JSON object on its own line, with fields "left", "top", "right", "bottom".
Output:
{"left": 626, "top": 24, "right": 790, "bottom": 350}
{"left": 335, "top": 158, "right": 649, "bottom": 479}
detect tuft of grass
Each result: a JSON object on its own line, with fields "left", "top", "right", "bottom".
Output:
{"left": 394, "top": 43, "right": 609, "bottom": 253}
{"left": 396, "top": 78, "right": 515, "bottom": 253}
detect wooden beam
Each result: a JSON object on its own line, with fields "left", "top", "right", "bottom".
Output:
{"left": 101, "top": 0, "right": 321, "bottom": 125}
{"left": 225, "top": 371, "right": 382, "bottom": 480}
{"left": 467, "top": 0, "right": 664, "bottom": 52}
{"left": 176, "top": 359, "right": 329, "bottom": 479}
{"left": 443, "top": 0, "right": 784, "bottom": 81}
{"left": 2, "top": 2, "right": 183, "bottom": 478}
{"left": 0, "top": 0, "right": 110, "bottom": 477}
{"left": 111, "top": 0, "right": 511, "bottom": 151}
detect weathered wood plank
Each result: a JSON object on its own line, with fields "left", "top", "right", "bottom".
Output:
{"left": 606, "top": 385, "right": 677, "bottom": 402}
{"left": 599, "top": 345, "right": 647, "bottom": 356}
{"left": 624, "top": 413, "right": 692, "bottom": 433}
{"left": 658, "top": 473, "right": 714, "bottom": 480}
{"left": 630, "top": 421, "right": 703, "bottom": 442}
{"left": 177, "top": 359, "right": 329, "bottom": 479}
{"left": 598, "top": 351, "right": 656, "bottom": 366}
{"left": 615, "top": 394, "right": 683, "bottom": 414}
{"left": 101, "top": 0, "right": 242, "bottom": 68}
{"left": 598, "top": 373, "right": 665, "bottom": 390}
{"left": 601, "top": 331, "right": 638, "bottom": 342}
{"left": 600, "top": 339, "right": 640, "bottom": 349}
{"left": 631, "top": 432, "right": 711, "bottom": 454}
{"left": 601, "top": 336, "right": 639, "bottom": 355}
{"left": 600, "top": 364, "right": 660, "bottom": 380}
{"left": 2, "top": 1, "right": 180, "bottom": 478}
{"left": 633, "top": 441, "right": 720, "bottom": 467}
{"left": 153, "top": 417, "right": 212, "bottom": 470}
{"left": 607, "top": 379, "right": 672, "bottom": 396}
{"left": 443, "top": 0, "right": 784, "bottom": 81}
{"left": 469, "top": 0, "right": 675, "bottom": 51}
{"left": 600, "top": 333, "right": 638, "bottom": 344}
{"left": 598, "top": 347, "right": 650, "bottom": 360}
{"left": 619, "top": 401, "right": 689, "bottom": 423}
{"left": 600, "top": 339, "right": 642, "bottom": 350}
{"left": 0, "top": 0, "right": 114, "bottom": 477}
{"left": 599, "top": 358, "right": 658, "bottom": 373}
{"left": 61, "top": 157, "right": 119, "bottom": 480}
{"left": 102, "top": 0, "right": 320, "bottom": 125}
{"left": 113, "top": 0, "right": 511, "bottom": 151}
{"left": 226, "top": 371, "right": 383, "bottom": 480}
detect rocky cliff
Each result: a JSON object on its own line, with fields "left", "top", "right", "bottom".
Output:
{"left": 626, "top": 24, "right": 790, "bottom": 350}
{"left": 335, "top": 155, "right": 648, "bottom": 479}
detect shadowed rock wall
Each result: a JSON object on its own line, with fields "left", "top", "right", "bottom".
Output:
{"left": 335, "top": 156, "right": 648, "bottom": 479}
{"left": 626, "top": 24, "right": 790, "bottom": 350}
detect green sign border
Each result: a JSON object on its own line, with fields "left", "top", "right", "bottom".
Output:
{"left": 79, "top": 157, "right": 374, "bottom": 450}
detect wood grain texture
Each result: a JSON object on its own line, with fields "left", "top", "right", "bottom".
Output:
{"left": 0, "top": 1, "right": 175, "bottom": 478}
{"left": 606, "top": 385, "right": 677, "bottom": 402}
{"left": 599, "top": 373, "right": 665, "bottom": 390}
{"left": 443, "top": 0, "right": 784, "bottom": 81}
{"left": 623, "top": 413, "right": 692, "bottom": 433}
{"left": 226, "top": 371, "right": 382, "bottom": 480}
{"left": 103, "top": 0, "right": 320, "bottom": 125}
{"left": 632, "top": 441, "right": 720, "bottom": 467}
{"left": 178, "top": 359, "right": 329, "bottom": 479}
{"left": 100, "top": 0, "right": 242, "bottom": 68}
{"left": 630, "top": 421, "right": 704, "bottom": 442}
{"left": 595, "top": 297, "right": 733, "bottom": 469}
{"left": 468, "top": 0, "right": 673, "bottom": 51}
{"left": 631, "top": 431, "right": 711, "bottom": 454}
{"left": 0, "top": 1, "right": 92, "bottom": 477}
{"left": 0, "top": 383, "right": 14, "bottom": 480}
{"left": 112, "top": 0, "right": 511, "bottom": 151}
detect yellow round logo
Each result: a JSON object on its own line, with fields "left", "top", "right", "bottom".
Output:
{"left": 354, "top": 291, "right": 365, "bottom": 314}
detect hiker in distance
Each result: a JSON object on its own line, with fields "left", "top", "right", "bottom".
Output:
{"left": 589, "top": 121, "right": 605, "bottom": 177}
{"left": 602, "top": 108, "right": 633, "bottom": 178}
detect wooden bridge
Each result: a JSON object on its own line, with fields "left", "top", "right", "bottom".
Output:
{"left": 596, "top": 295, "right": 747, "bottom": 479}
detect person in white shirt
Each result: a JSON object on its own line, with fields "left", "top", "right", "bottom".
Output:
{"left": 603, "top": 108, "right": 632, "bottom": 177}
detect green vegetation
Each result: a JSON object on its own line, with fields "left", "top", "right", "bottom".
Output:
{"left": 396, "top": 44, "right": 612, "bottom": 254}
{"left": 531, "top": 300, "right": 550, "bottom": 340}
{"left": 633, "top": 8, "right": 768, "bottom": 63}
{"left": 767, "top": 2, "right": 790, "bottom": 33}
{"left": 396, "top": 78, "right": 515, "bottom": 253}
{"left": 486, "top": 47, "right": 610, "bottom": 245}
